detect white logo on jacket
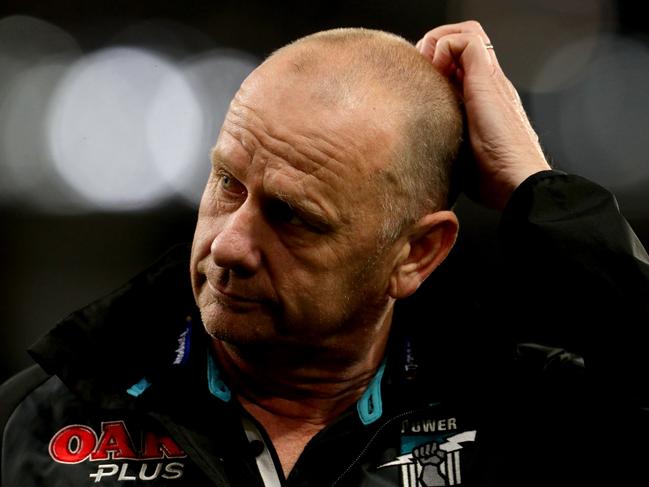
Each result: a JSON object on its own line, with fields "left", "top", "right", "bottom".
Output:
{"left": 378, "top": 428, "right": 476, "bottom": 487}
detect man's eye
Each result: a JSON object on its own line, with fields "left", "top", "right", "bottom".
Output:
{"left": 221, "top": 175, "right": 233, "bottom": 189}
{"left": 267, "top": 201, "right": 308, "bottom": 229}
{"left": 287, "top": 213, "right": 305, "bottom": 227}
{"left": 217, "top": 172, "right": 244, "bottom": 195}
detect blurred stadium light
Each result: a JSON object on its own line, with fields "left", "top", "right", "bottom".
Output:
{"left": 0, "top": 15, "right": 260, "bottom": 213}
{"left": 447, "top": 0, "right": 616, "bottom": 92}
{"left": 530, "top": 35, "right": 649, "bottom": 203}
{"left": 0, "top": 15, "right": 82, "bottom": 210}
{"left": 148, "top": 49, "right": 259, "bottom": 207}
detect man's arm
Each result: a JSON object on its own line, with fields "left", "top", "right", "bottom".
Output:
{"left": 417, "top": 21, "right": 649, "bottom": 404}
{"left": 416, "top": 20, "right": 551, "bottom": 210}
{"left": 500, "top": 170, "right": 649, "bottom": 403}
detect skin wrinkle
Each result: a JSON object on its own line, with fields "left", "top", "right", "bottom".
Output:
{"left": 199, "top": 173, "right": 387, "bottom": 344}
{"left": 221, "top": 104, "right": 373, "bottom": 231}
{"left": 208, "top": 143, "right": 370, "bottom": 311}
{"left": 231, "top": 69, "right": 392, "bottom": 178}
{"left": 200, "top": 95, "right": 400, "bottom": 351}
{"left": 214, "top": 128, "right": 345, "bottom": 233}
{"left": 227, "top": 97, "right": 365, "bottom": 186}
{"left": 228, "top": 90, "right": 397, "bottom": 243}
{"left": 238, "top": 358, "right": 377, "bottom": 400}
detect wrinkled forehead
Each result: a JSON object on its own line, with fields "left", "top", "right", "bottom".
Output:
{"left": 228, "top": 52, "right": 402, "bottom": 180}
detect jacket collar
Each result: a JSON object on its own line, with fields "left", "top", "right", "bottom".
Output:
{"left": 28, "top": 244, "right": 200, "bottom": 409}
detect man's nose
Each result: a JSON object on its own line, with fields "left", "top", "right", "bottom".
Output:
{"left": 210, "top": 203, "right": 263, "bottom": 276}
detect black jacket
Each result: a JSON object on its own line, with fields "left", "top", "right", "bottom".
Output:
{"left": 2, "top": 171, "right": 648, "bottom": 487}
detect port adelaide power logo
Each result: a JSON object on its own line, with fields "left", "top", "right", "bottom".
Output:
{"left": 49, "top": 421, "right": 187, "bottom": 482}
{"left": 378, "top": 416, "right": 477, "bottom": 487}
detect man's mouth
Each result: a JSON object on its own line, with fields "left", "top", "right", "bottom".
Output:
{"left": 206, "top": 279, "right": 266, "bottom": 310}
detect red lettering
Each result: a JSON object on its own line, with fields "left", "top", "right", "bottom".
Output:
{"left": 49, "top": 421, "right": 185, "bottom": 464}
{"left": 90, "top": 421, "right": 138, "bottom": 461}
{"left": 141, "top": 431, "right": 186, "bottom": 459}
{"left": 49, "top": 425, "right": 97, "bottom": 464}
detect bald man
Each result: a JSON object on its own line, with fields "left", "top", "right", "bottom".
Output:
{"left": 2, "top": 22, "right": 648, "bottom": 487}
{"left": 191, "top": 28, "right": 465, "bottom": 477}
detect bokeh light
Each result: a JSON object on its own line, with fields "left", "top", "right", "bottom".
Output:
{"left": 47, "top": 47, "right": 190, "bottom": 211}
{"left": 147, "top": 49, "right": 259, "bottom": 206}
{"left": 110, "top": 18, "right": 215, "bottom": 58}
{"left": 530, "top": 35, "right": 649, "bottom": 197}
{"left": 447, "top": 0, "right": 616, "bottom": 93}
{"left": 0, "top": 15, "right": 81, "bottom": 208}
{"left": 0, "top": 15, "right": 260, "bottom": 213}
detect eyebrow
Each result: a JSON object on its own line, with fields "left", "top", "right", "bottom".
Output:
{"left": 210, "top": 149, "right": 248, "bottom": 183}
{"left": 210, "top": 149, "right": 230, "bottom": 169}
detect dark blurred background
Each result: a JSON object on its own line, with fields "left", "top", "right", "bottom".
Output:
{"left": 1, "top": 0, "right": 648, "bottom": 383}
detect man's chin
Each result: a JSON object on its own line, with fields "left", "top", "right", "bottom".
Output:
{"left": 199, "top": 305, "right": 277, "bottom": 346}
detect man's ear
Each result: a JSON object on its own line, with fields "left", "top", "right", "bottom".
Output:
{"left": 388, "top": 210, "right": 459, "bottom": 299}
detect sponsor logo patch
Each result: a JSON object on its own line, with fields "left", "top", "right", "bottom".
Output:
{"left": 49, "top": 421, "right": 186, "bottom": 482}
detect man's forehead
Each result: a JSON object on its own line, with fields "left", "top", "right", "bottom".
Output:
{"left": 237, "top": 64, "right": 400, "bottom": 169}
{"left": 221, "top": 82, "right": 394, "bottom": 176}
{"left": 212, "top": 115, "right": 358, "bottom": 202}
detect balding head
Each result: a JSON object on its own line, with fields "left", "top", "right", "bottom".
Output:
{"left": 269, "top": 28, "right": 464, "bottom": 241}
{"left": 192, "top": 27, "right": 462, "bottom": 353}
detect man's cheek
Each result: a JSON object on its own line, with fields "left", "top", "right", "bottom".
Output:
{"left": 294, "top": 284, "right": 337, "bottom": 325}
{"left": 189, "top": 231, "right": 209, "bottom": 274}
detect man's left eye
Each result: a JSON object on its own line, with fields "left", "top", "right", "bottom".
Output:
{"left": 216, "top": 172, "right": 245, "bottom": 196}
{"left": 221, "top": 174, "right": 233, "bottom": 188}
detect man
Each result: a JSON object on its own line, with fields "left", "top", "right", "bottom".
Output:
{"left": 1, "top": 21, "right": 648, "bottom": 487}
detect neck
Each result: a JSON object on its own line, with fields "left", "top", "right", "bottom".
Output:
{"left": 212, "top": 306, "right": 394, "bottom": 476}
{"left": 212, "top": 306, "right": 393, "bottom": 425}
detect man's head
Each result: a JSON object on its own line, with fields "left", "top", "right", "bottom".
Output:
{"left": 190, "top": 28, "right": 462, "bottom": 355}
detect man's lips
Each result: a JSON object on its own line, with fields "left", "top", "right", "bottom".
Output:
{"left": 206, "top": 279, "right": 266, "bottom": 307}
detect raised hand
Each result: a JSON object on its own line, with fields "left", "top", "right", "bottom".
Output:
{"left": 417, "top": 21, "right": 552, "bottom": 210}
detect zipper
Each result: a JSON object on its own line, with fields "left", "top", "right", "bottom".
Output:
{"left": 330, "top": 404, "right": 437, "bottom": 487}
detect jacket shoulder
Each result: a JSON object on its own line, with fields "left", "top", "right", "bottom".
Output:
{"left": 0, "top": 364, "right": 51, "bottom": 428}
{"left": 0, "top": 364, "right": 51, "bottom": 480}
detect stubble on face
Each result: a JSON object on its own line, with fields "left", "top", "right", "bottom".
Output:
{"left": 190, "top": 48, "right": 405, "bottom": 358}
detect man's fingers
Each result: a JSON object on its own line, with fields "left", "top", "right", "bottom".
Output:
{"left": 416, "top": 20, "right": 492, "bottom": 61}
{"left": 431, "top": 33, "right": 496, "bottom": 82}
{"left": 427, "top": 19, "right": 492, "bottom": 43}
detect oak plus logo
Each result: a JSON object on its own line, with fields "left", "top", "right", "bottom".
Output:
{"left": 49, "top": 421, "right": 187, "bottom": 482}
